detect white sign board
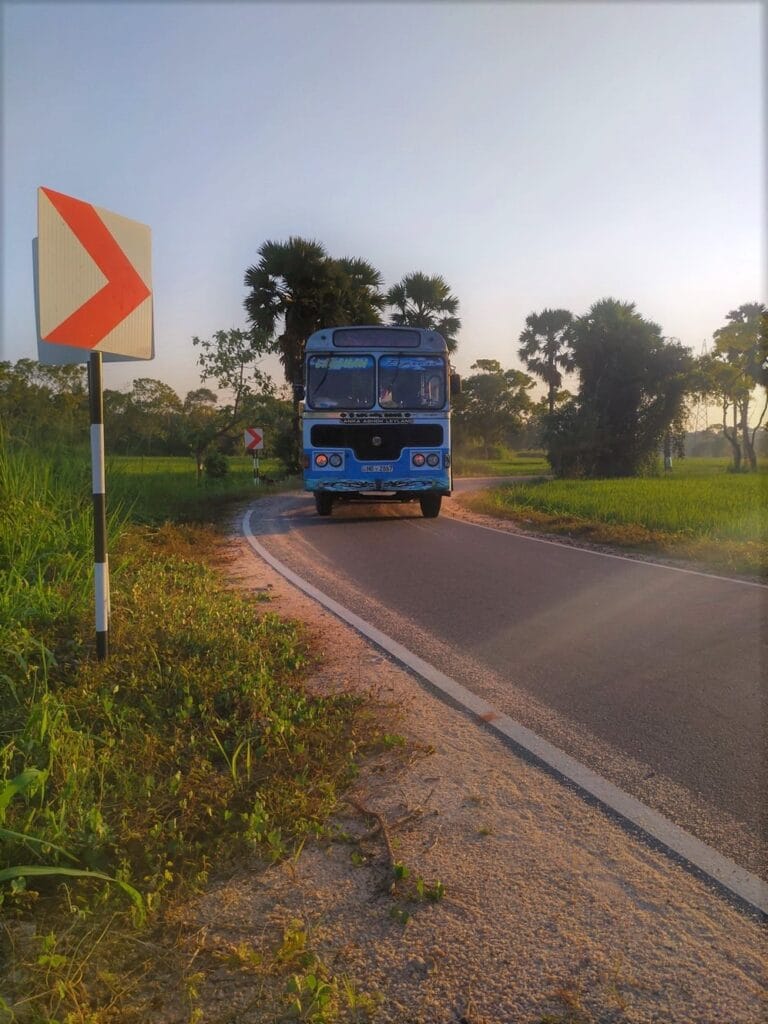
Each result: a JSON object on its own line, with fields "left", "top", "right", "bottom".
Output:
{"left": 36, "top": 187, "right": 153, "bottom": 364}
{"left": 244, "top": 427, "right": 264, "bottom": 451}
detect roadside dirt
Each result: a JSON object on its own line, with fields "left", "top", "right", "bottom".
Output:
{"left": 154, "top": 498, "right": 766, "bottom": 1024}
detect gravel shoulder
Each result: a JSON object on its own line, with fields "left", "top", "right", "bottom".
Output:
{"left": 158, "top": 497, "right": 766, "bottom": 1024}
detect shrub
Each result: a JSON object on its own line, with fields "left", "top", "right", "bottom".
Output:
{"left": 204, "top": 450, "right": 229, "bottom": 478}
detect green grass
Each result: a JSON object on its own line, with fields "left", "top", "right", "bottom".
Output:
{"left": 462, "top": 458, "right": 767, "bottom": 576}
{"left": 108, "top": 453, "right": 298, "bottom": 523}
{"left": 111, "top": 454, "right": 281, "bottom": 477}
{"left": 0, "top": 439, "right": 382, "bottom": 1020}
{"left": 453, "top": 451, "right": 549, "bottom": 477}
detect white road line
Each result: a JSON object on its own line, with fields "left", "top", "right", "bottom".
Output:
{"left": 242, "top": 507, "right": 768, "bottom": 917}
{"left": 444, "top": 510, "right": 767, "bottom": 589}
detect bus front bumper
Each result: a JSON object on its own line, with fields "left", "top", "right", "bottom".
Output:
{"left": 306, "top": 476, "right": 449, "bottom": 493}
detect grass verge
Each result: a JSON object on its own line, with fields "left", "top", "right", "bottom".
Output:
{"left": 460, "top": 462, "right": 767, "bottom": 577}
{"left": 0, "top": 440, "right": 383, "bottom": 1021}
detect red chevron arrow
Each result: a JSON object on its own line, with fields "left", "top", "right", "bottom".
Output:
{"left": 41, "top": 188, "right": 150, "bottom": 348}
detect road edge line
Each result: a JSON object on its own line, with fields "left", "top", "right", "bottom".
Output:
{"left": 242, "top": 508, "right": 768, "bottom": 917}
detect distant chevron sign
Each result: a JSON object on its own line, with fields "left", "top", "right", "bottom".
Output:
{"left": 244, "top": 427, "right": 264, "bottom": 451}
{"left": 37, "top": 187, "right": 153, "bottom": 359}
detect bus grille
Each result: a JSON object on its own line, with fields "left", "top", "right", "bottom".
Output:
{"left": 310, "top": 424, "right": 443, "bottom": 461}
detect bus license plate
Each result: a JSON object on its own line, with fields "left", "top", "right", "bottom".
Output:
{"left": 362, "top": 464, "right": 393, "bottom": 472}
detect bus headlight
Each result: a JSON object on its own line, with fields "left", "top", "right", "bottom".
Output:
{"left": 426, "top": 453, "right": 440, "bottom": 467}
{"left": 328, "top": 453, "right": 342, "bottom": 468}
{"left": 412, "top": 453, "right": 426, "bottom": 467}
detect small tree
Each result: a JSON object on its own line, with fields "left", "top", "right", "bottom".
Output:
{"left": 240, "top": 390, "right": 295, "bottom": 470}
{"left": 126, "top": 378, "right": 183, "bottom": 455}
{"left": 453, "top": 359, "right": 534, "bottom": 457}
{"left": 190, "top": 328, "right": 273, "bottom": 481}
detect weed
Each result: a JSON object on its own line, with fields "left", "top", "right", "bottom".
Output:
{"left": 215, "top": 940, "right": 264, "bottom": 973}
{"left": 389, "top": 906, "right": 411, "bottom": 927}
{"left": 378, "top": 733, "right": 406, "bottom": 750}
{"left": 285, "top": 970, "right": 337, "bottom": 1021}
{"left": 415, "top": 877, "right": 445, "bottom": 902}
{"left": 392, "top": 861, "right": 410, "bottom": 881}
{"left": 391, "top": 861, "right": 445, "bottom": 907}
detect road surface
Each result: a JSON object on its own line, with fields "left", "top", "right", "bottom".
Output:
{"left": 245, "top": 486, "right": 767, "bottom": 872}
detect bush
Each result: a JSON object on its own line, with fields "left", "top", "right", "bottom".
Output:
{"left": 204, "top": 450, "right": 229, "bottom": 478}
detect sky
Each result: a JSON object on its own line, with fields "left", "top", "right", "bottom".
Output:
{"left": 2, "top": 1, "right": 764, "bottom": 403}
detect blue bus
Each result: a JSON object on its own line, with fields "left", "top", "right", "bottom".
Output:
{"left": 300, "top": 325, "right": 459, "bottom": 518}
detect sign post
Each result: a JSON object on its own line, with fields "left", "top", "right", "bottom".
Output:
{"left": 88, "top": 352, "right": 109, "bottom": 659}
{"left": 244, "top": 427, "right": 265, "bottom": 486}
{"left": 36, "top": 187, "right": 153, "bottom": 660}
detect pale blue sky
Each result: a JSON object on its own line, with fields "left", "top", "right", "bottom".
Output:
{"left": 2, "top": 1, "right": 764, "bottom": 399}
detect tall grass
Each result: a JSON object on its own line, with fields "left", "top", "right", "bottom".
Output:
{"left": 0, "top": 438, "right": 379, "bottom": 1020}
{"left": 0, "top": 441, "right": 107, "bottom": 664}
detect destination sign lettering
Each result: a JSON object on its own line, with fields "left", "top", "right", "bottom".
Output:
{"left": 339, "top": 412, "right": 412, "bottom": 423}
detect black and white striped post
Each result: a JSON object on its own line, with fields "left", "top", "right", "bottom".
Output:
{"left": 88, "top": 351, "right": 110, "bottom": 660}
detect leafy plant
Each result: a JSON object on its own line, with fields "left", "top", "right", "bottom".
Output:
{"left": 203, "top": 449, "right": 229, "bottom": 478}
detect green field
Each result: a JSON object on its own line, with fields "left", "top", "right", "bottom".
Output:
{"left": 107, "top": 453, "right": 296, "bottom": 522}
{"left": 453, "top": 451, "right": 549, "bottom": 477}
{"left": 462, "top": 458, "right": 767, "bottom": 576}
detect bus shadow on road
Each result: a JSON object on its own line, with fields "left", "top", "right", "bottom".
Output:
{"left": 247, "top": 494, "right": 435, "bottom": 539}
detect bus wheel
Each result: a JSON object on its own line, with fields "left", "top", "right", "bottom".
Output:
{"left": 419, "top": 494, "right": 442, "bottom": 518}
{"left": 315, "top": 492, "right": 334, "bottom": 516}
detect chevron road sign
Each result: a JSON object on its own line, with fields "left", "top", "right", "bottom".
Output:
{"left": 244, "top": 427, "right": 264, "bottom": 451}
{"left": 36, "top": 187, "right": 153, "bottom": 362}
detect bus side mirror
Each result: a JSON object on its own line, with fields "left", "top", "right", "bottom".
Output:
{"left": 450, "top": 372, "right": 461, "bottom": 396}
{"left": 293, "top": 384, "right": 305, "bottom": 402}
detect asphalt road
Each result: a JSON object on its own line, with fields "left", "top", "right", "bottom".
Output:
{"left": 247, "top": 487, "right": 767, "bottom": 865}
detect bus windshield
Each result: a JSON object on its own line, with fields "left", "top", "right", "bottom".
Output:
{"left": 378, "top": 355, "right": 446, "bottom": 409}
{"left": 307, "top": 355, "right": 375, "bottom": 409}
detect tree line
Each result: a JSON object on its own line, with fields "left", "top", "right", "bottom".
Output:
{"left": 516, "top": 300, "right": 766, "bottom": 475}
{"left": 2, "top": 232, "right": 765, "bottom": 477}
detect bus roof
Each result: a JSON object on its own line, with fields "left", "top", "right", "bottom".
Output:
{"left": 306, "top": 325, "right": 448, "bottom": 353}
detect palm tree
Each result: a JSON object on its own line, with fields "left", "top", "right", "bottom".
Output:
{"left": 336, "top": 256, "right": 388, "bottom": 326}
{"left": 386, "top": 272, "right": 461, "bottom": 352}
{"left": 517, "top": 308, "right": 575, "bottom": 414}
{"left": 244, "top": 238, "right": 385, "bottom": 387}
{"left": 243, "top": 237, "right": 385, "bottom": 469}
